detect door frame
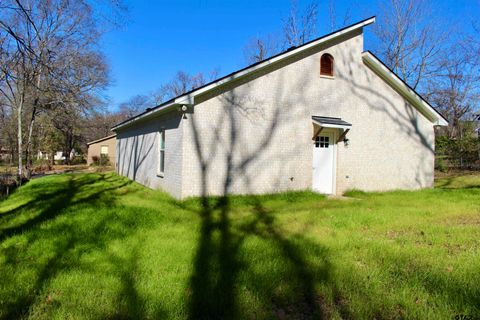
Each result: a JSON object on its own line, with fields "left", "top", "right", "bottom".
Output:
{"left": 312, "top": 128, "right": 338, "bottom": 195}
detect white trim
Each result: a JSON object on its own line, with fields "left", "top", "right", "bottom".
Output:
{"left": 312, "top": 119, "right": 352, "bottom": 130}
{"left": 157, "top": 130, "right": 165, "bottom": 177}
{"left": 319, "top": 75, "right": 335, "bottom": 80}
{"left": 312, "top": 128, "right": 337, "bottom": 195}
{"left": 176, "top": 18, "right": 374, "bottom": 103}
{"left": 362, "top": 52, "right": 448, "bottom": 126}
{"left": 112, "top": 17, "right": 375, "bottom": 131}
{"left": 100, "top": 145, "right": 109, "bottom": 155}
{"left": 332, "top": 130, "right": 338, "bottom": 195}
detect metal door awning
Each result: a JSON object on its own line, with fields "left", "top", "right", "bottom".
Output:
{"left": 312, "top": 116, "right": 352, "bottom": 129}
{"left": 312, "top": 116, "right": 352, "bottom": 142}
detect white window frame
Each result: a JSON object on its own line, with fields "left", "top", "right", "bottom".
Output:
{"left": 100, "top": 145, "right": 109, "bottom": 155}
{"left": 157, "top": 130, "right": 165, "bottom": 177}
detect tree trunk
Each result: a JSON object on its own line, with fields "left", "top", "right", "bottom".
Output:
{"left": 17, "top": 93, "right": 24, "bottom": 182}
{"left": 25, "top": 105, "right": 37, "bottom": 179}
{"left": 25, "top": 71, "right": 42, "bottom": 179}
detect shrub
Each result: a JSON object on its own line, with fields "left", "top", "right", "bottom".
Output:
{"left": 0, "top": 168, "right": 18, "bottom": 199}
{"left": 71, "top": 155, "right": 86, "bottom": 165}
{"left": 91, "top": 154, "right": 110, "bottom": 166}
{"left": 91, "top": 155, "right": 99, "bottom": 165}
{"left": 32, "top": 163, "right": 52, "bottom": 174}
{"left": 100, "top": 154, "right": 110, "bottom": 166}
{"left": 436, "top": 135, "right": 480, "bottom": 170}
{"left": 435, "top": 156, "right": 449, "bottom": 173}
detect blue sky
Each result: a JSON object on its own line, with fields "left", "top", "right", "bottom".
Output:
{"left": 101, "top": 0, "right": 479, "bottom": 110}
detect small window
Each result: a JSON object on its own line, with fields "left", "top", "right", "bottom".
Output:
{"left": 100, "top": 145, "right": 108, "bottom": 154}
{"left": 320, "top": 53, "right": 334, "bottom": 77}
{"left": 315, "top": 136, "right": 329, "bottom": 148}
{"left": 158, "top": 130, "right": 165, "bottom": 176}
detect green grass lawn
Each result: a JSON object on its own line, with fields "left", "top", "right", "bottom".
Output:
{"left": 0, "top": 173, "right": 479, "bottom": 319}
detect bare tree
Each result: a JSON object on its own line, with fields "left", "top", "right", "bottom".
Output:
{"left": 374, "top": 0, "right": 448, "bottom": 91}
{"left": 428, "top": 39, "right": 480, "bottom": 138}
{"left": 118, "top": 94, "right": 153, "bottom": 118}
{"left": 0, "top": 0, "right": 115, "bottom": 178}
{"left": 282, "top": 0, "right": 318, "bottom": 48}
{"left": 243, "top": 34, "right": 281, "bottom": 64}
{"left": 328, "top": 0, "right": 352, "bottom": 32}
{"left": 153, "top": 70, "right": 218, "bottom": 104}
{"left": 243, "top": 0, "right": 319, "bottom": 64}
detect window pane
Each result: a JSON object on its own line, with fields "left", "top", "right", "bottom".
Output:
{"left": 160, "top": 132, "right": 165, "bottom": 150}
{"left": 158, "top": 130, "right": 165, "bottom": 174}
{"left": 160, "top": 151, "right": 165, "bottom": 173}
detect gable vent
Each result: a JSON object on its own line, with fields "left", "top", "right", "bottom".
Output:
{"left": 320, "top": 54, "right": 334, "bottom": 77}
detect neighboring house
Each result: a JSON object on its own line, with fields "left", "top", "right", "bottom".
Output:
{"left": 37, "top": 150, "right": 77, "bottom": 161}
{"left": 112, "top": 17, "right": 447, "bottom": 199}
{"left": 87, "top": 134, "right": 117, "bottom": 166}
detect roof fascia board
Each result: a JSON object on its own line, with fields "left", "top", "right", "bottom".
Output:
{"left": 113, "top": 17, "right": 375, "bottom": 131}
{"left": 87, "top": 134, "right": 117, "bottom": 145}
{"left": 112, "top": 100, "right": 177, "bottom": 131}
{"left": 177, "top": 17, "right": 375, "bottom": 104}
{"left": 362, "top": 52, "right": 448, "bottom": 126}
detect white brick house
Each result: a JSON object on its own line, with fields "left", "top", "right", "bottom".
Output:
{"left": 112, "top": 17, "right": 447, "bottom": 199}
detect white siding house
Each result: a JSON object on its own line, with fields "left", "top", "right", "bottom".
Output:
{"left": 113, "top": 17, "right": 447, "bottom": 199}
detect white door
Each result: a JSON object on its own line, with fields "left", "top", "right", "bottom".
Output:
{"left": 312, "top": 132, "right": 335, "bottom": 194}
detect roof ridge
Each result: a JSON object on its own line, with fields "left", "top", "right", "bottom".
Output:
{"left": 113, "top": 16, "right": 376, "bottom": 130}
{"left": 87, "top": 133, "right": 117, "bottom": 145}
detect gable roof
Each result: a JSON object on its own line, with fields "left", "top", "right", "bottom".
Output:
{"left": 112, "top": 16, "right": 376, "bottom": 131}
{"left": 87, "top": 134, "right": 116, "bottom": 146}
{"left": 112, "top": 16, "right": 447, "bottom": 131}
{"left": 362, "top": 51, "right": 448, "bottom": 126}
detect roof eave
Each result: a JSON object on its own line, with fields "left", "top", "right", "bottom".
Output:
{"left": 86, "top": 134, "right": 117, "bottom": 145}
{"left": 362, "top": 52, "right": 448, "bottom": 126}
{"left": 111, "top": 100, "right": 178, "bottom": 131}
{"left": 112, "top": 16, "right": 376, "bottom": 131}
{"left": 173, "top": 17, "right": 375, "bottom": 105}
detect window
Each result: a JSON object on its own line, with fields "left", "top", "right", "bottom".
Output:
{"left": 158, "top": 130, "right": 165, "bottom": 176}
{"left": 315, "top": 136, "right": 329, "bottom": 148}
{"left": 100, "top": 145, "right": 108, "bottom": 154}
{"left": 320, "top": 53, "right": 334, "bottom": 77}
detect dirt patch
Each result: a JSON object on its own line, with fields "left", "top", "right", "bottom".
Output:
{"left": 440, "top": 214, "right": 480, "bottom": 227}
{"left": 271, "top": 293, "right": 333, "bottom": 320}
{"left": 385, "top": 230, "right": 407, "bottom": 240}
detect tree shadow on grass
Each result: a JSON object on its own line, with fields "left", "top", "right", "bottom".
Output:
{"left": 0, "top": 174, "right": 132, "bottom": 242}
{"left": 435, "top": 176, "right": 480, "bottom": 190}
{"left": 0, "top": 173, "right": 165, "bottom": 319}
{"left": 187, "top": 196, "right": 242, "bottom": 319}
{"left": 175, "top": 59, "right": 341, "bottom": 318}
{"left": 174, "top": 193, "right": 340, "bottom": 320}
